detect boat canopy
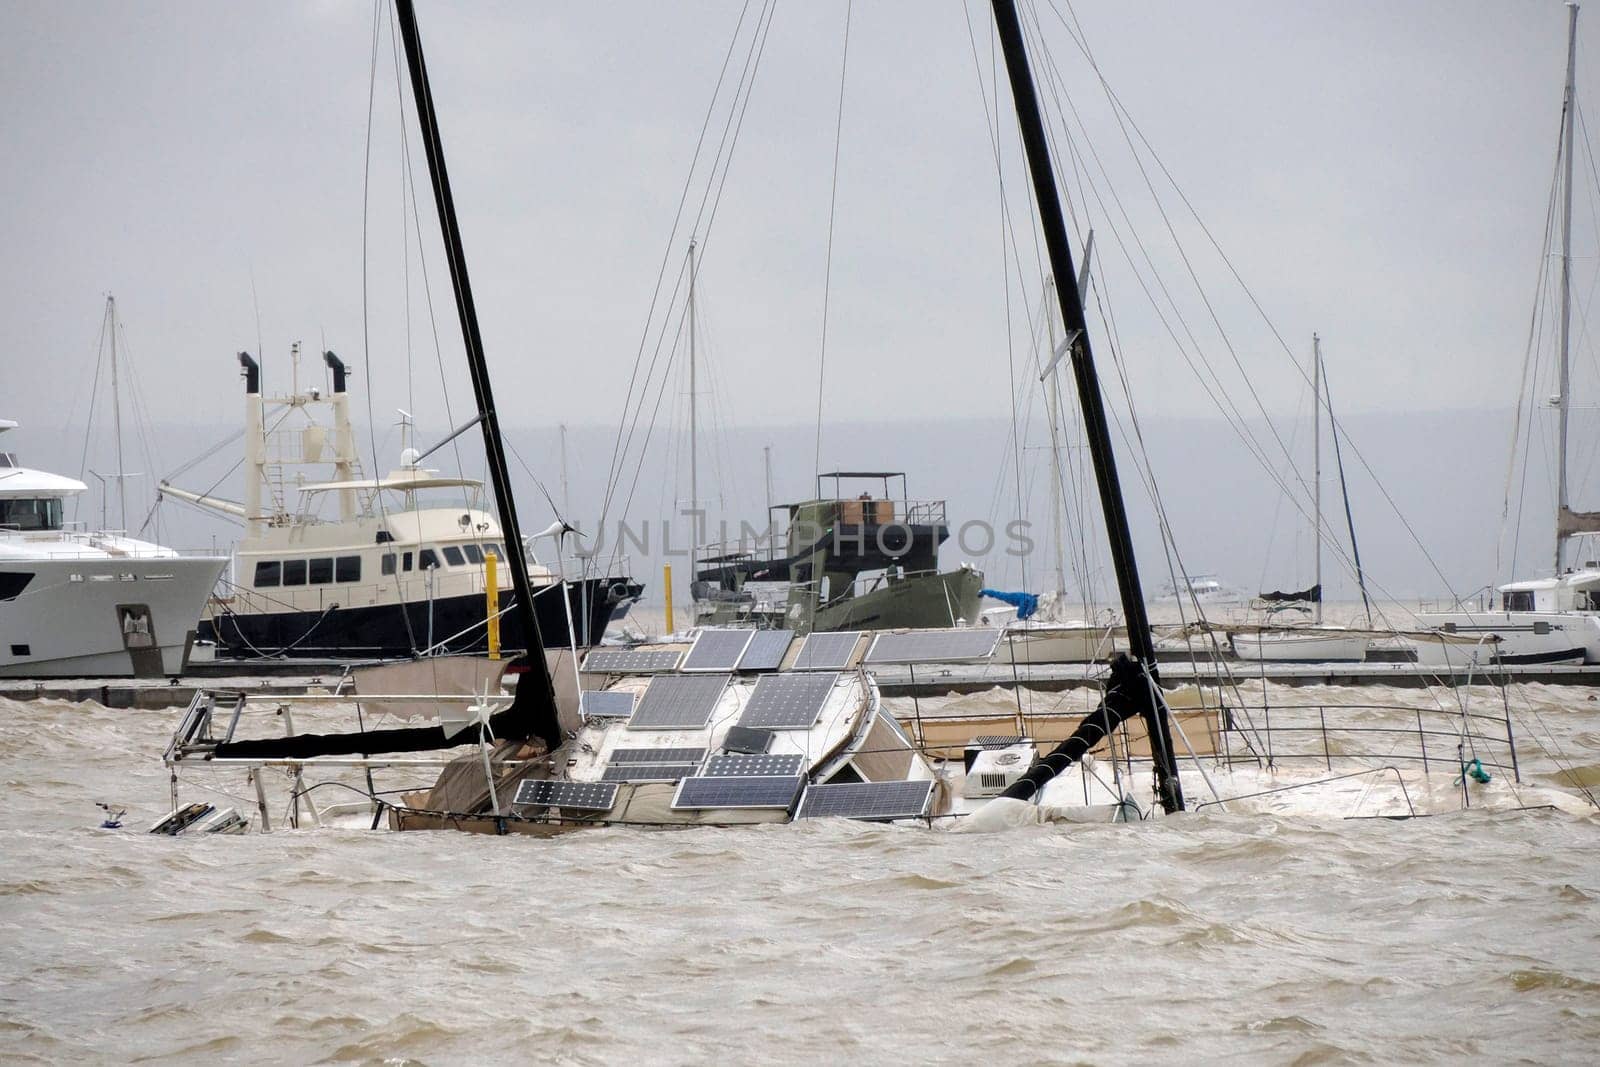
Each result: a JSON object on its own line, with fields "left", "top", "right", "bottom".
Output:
{"left": 297, "top": 468, "right": 482, "bottom": 495}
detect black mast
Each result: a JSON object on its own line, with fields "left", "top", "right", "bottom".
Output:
{"left": 989, "top": 0, "right": 1183, "bottom": 812}
{"left": 395, "top": 0, "right": 561, "bottom": 752}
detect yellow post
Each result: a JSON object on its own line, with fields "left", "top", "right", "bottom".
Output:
{"left": 485, "top": 549, "right": 501, "bottom": 660}
{"left": 663, "top": 563, "right": 674, "bottom": 634}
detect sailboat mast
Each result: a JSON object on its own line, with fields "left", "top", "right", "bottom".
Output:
{"left": 559, "top": 422, "right": 570, "bottom": 515}
{"left": 1557, "top": 0, "right": 1579, "bottom": 573}
{"left": 1313, "top": 333, "right": 1323, "bottom": 626}
{"left": 989, "top": 0, "right": 1183, "bottom": 813}
{"left": 688, "top": 238, "right": 699, "bottom": 579}
{"left": 107, "top": 295, "right": 127, "bottom": 530}
{"left": 394, "top": 0, "right": 560, "bottom": 750}
{"left": 1043, "top": 276, "right": 1070, "bottom": 601}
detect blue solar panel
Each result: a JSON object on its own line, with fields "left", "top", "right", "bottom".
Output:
{"left": 737, "top": 672, "right": 838, "bottom": 730}
{"left": 601, "top": 763, "right": 697, "bottom": 783}
{"left": 580, "top": 690, "right": 635, "bottom": 719}
{"left": 582, "top": 648, "right": 683, "bottom": 674}
{"left": 629, "top": 674, "right": 730, "bottom": 730}
{"left": 703, "top": 753, "right": 806, "bottom": 777}
{"left": 864, "top": 629, "right": 1001, "bottom": 664}
{"left": 737, "top": 629, "right": 795, "bottom": 671}
{"left": 609, "top": 747, "right": 707, "bottom": 764}
{"left": 682, "top": 629, "right": 755, "bottom": 672}
{"left": 789, "top": 632, "right": 861, "bottom": 670}
{"left": 671, "top": 775, "right": 804, "bottom": 811}
{"left": 796, "top": 780, "right": 934, "bottom": 821}
{"left": 512, "top": 779, "right": 618, "bottom": 812}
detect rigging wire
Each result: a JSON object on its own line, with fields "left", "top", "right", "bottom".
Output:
{"left": 812, "top": 0, "right": 855, "bottom": 486}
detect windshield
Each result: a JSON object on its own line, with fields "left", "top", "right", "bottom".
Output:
{"left": 0, "top": 497, "right": 64, "bottom": 531}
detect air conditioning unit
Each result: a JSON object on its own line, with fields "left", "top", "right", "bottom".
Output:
{"left": 962, "top": 736, "right": 1037, "bottom": 798}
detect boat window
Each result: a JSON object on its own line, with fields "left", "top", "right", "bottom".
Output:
{"left": 282, "top": 559, "right": 307, "bottom": 586}
{"left": 490, "top": 543, "right": 506, "bottom": 561}
{"left": 462, "top": 544, "right": 483, "bottom": 564}
{"left": 254, "top": 560, "right": 281, "bottom": 588}
{"left": 0, "top": 497, "right": 64, "bottom": 531}
{"left": 1503, "top": 590, "right": 1534, "bottom": 611}
{"left": 403, "top": 551, "right": 414, "bottom": 572}
{"left": 381, "top": 553, "right": 397, "bottom": 576}
{"left": 336, "top": 555, "right": 360, "bottom": 582}
{"left": 419, "top": 549, "right": 440, "bottom": 571}
{"left": 443, "top": 546, "right": 466, "bottom": 566}
{"left": 308, "top": 557, "right": 334, "bottom": 584}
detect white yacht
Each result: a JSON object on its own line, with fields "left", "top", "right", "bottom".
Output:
{"left": 0, "top": 420, "right": 226, "bottom": 677}
{"left": 159, "top": 348, "right": 640, "bottom": 659}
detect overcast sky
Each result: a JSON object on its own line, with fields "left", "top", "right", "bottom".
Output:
{"left": 5, "top": 1, "right": 1600, "bottom": 600}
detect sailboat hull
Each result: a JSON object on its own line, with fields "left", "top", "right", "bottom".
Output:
{"left": 1230, "top": 630, "right": 1372, "bottom": 663}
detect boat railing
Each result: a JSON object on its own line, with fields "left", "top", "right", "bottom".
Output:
{"left": 695, "top": 499, "right": 950, "bottom": 564}
{"left": 1212, "top": 699, "right": 1521, "bottom": 783}
{"left": 1417, "top": 587, "right": 1496, "bottom": 613}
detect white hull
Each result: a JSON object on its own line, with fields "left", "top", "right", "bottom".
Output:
{"left": 1230, "top": 630, "right": 1372, "bottom": 663}
{"left": 997, "top": 625, "right": 1122, "bottom": 664}
{"left": 0, "top": 555, "right": 225, "bottom": 677}
{"left": 1410, "top": 610, "right": 1600, "bottom": 666}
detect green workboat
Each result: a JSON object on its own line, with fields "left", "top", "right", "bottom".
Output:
{"left": 691, "top": 471, "right": 984, "bottom": 635}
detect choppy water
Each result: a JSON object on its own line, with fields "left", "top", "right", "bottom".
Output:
{"left": 3, "top": 690, "right": 1599, "bottom": 1064}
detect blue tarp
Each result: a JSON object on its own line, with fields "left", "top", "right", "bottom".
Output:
{"left": 980, "top": 588, "right": 1039, "bottom": 621}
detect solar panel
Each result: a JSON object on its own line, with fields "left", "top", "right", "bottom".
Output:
{"left": 737, "top": 671, "right": 839, "bottom": 730}
{"left": 582, "top": 648, "right": 683, "bottom": 674}
{"left": 601, "top": 763, "right": 697, "bottom": 783}
{"left": 737, "top": 629, "right": 795, "bottom": 672}
{"left": 628, "top": 674, "right": 730, "bottom": 730}
{"left": 580, "top": 690, "right": 635, "bottom": 719}
{"left": 681, "top": 629, "right": 756, "bottom": 672}
{"left": 609, "top": 747, "right": 707, "bottom": 764}
{"left": 720, "top": 725, "right": 774, "bottom": 754}
{"left": 796, "top": 780, "right": 935, "bottom": 821}
{"left": 864, "top": 629, "right": 1002, "bottom": 664}
{"left": 672, "top": 775, "right": 804, "bottom": 811}
{"left": 512, "top": 779, "right": 618, "bottom": 812}
{"left": 789, "top": 631, "right": 862, "bottom": 670}
{"left": 703, "top": 752, "right": 806, "bottom": 777}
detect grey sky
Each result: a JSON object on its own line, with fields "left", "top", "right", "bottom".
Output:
{"left": 3, "top": 1, "right": 1598, "bottom": 605}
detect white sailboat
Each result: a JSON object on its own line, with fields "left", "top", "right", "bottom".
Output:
{"left": 1415, "top": 3, "right": 1600, "bottom": 668}
{"left": 1233, "top": 334, "right": 1373, "bottom": 663}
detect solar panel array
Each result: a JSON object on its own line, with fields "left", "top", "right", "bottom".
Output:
{"left": 582, "top": 648, "right": 683, "bottom": 674}
{"left": 628, "top": 674, "right": 730, "bottom": 730}
{"left": 796, "top": 780, "right": 935, "bottom": 821}
{"left": 681, "top": 629, "right": 755, "bottom": 672}
{"left": 789, "top": 631, "right": 862, "bottom": 670}
{"left": 609, "top": 747, "right": 708, "bottom": 764}
{"left": 580, "top": 690, "right": 635, "bottom": 719}
{"left": 864, "top": 629, "right": 1001, "bottom": 664}
{"left": 737, "top": 671, "right": 839, "bottom": 730}
{"left": 512, "top": 779, "right": 619, "bottom": 812}
{"left": 672, "top": 774, "right": 805, "bottom": 811}
{"left": 737, "top": 629, "right": 795, "bottom": 671}
{"left": 703, "top": 752, "right": 806, "bottom": 777}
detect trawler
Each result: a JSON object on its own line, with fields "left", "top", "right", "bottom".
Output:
{"left": 158, "top": 349, "right": 641, "bottom": 659}
{"left": 0, "top": 419, "right": 225, "bottom": 677}
{"left": 692, "top": 471, "right": 984, "bottom": 635}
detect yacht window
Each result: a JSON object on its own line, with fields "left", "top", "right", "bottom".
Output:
{"left": 282, "top": 560, "right": 307, "bottom": 586}
{"left": 462, "top": 544, "right": 483, "bottom": 564}
{"left": 381, "top": 553, "right": 397, "bottom": 576}
{"left": 1503, "top": 591, "right": 1534, "bottom": 612}
{"left": 308, "top": 558, "right": 334, "bottom": 584}
{"left": 403, "top": 551, "right": 414, "bottom": 572}
{"left": 0, "top": 497, "right": 64, "bottom": 531}
{"left": 254, "top": 561, "right": 281, "bottom": 588}
{"left": 419, "top": 549, "right": 439, "bottom": 571}
{"left": 490, "top": 543, "right": 506, "bottom": 561}
{"left": 443, "top": 546, "right": 466, "bottom": 567}
{"left": 336, "top": 556, "right": 360, "bottom": 582}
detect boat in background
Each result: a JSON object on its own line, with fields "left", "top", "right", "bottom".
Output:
{"left": 159, "top": 348, "right": 641, "bottom": 658}
{"left": 1, "top": 418, "right": 225, "bottom": 677}
{"left": 1415, "top": 6, "right": 1600, "bottom": 668}
{"left": 692, "top": 471, "right": 983, "bottom": 635}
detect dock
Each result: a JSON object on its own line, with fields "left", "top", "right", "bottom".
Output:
{"left": 6, "top": 657, "right": 1600, "bottom": 709}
